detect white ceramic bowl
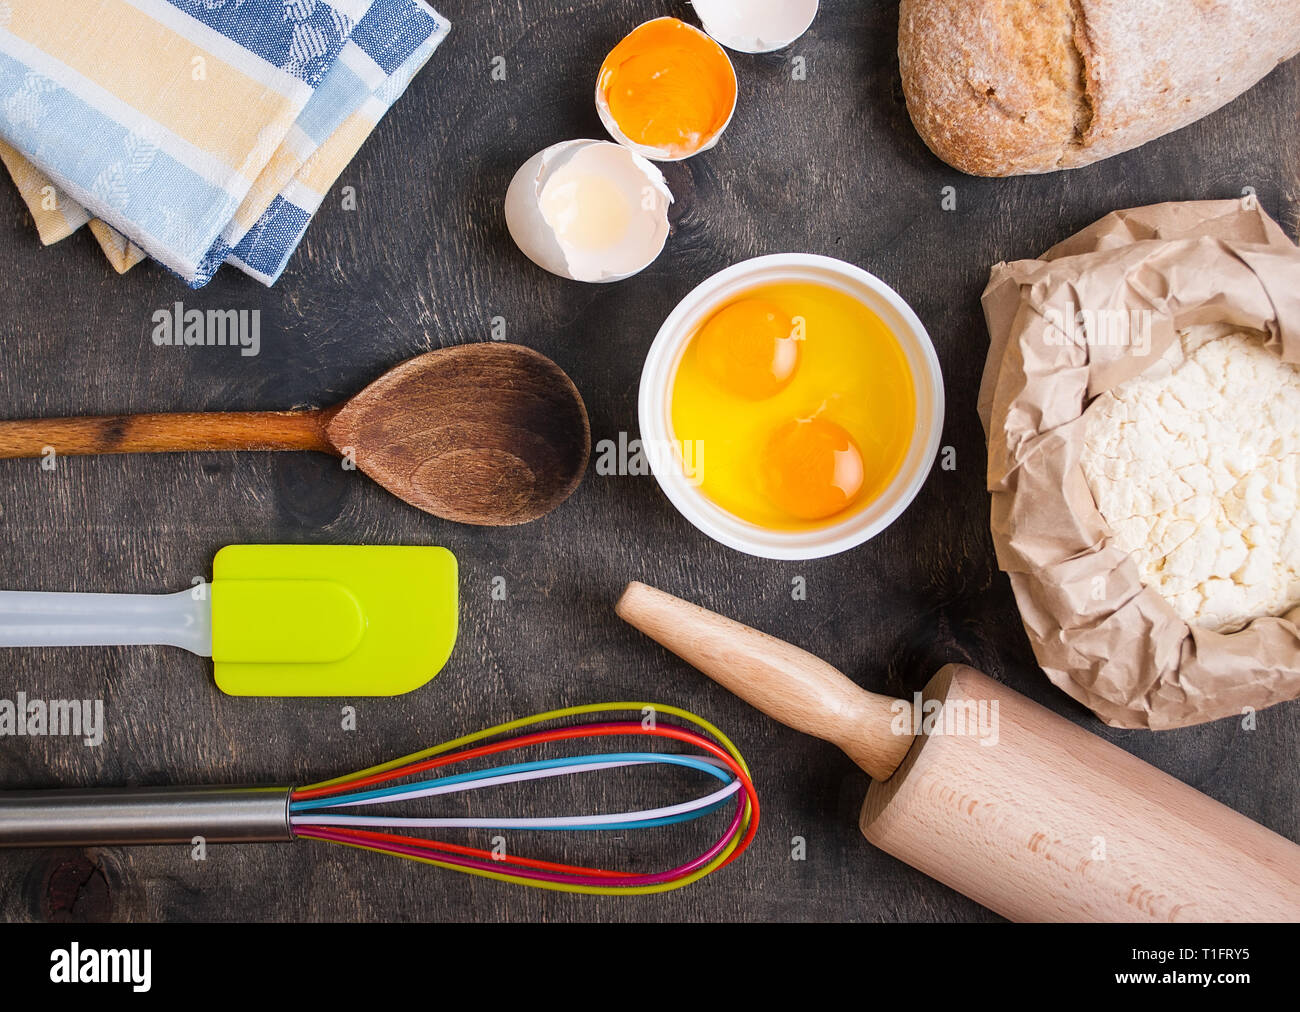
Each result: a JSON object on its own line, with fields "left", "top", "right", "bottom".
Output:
{"left": 638, "top": 254, "right": 945, "bottom": 559}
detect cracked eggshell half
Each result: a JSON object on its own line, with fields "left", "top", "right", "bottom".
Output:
{"left": 595, "top": 17, "right": 737, "bottom": 162}
{"left": 693, "top": 0, "right": 818, "bottom": 53}
{"left": 504, "top": 139, "right": 673, "bottom": 283}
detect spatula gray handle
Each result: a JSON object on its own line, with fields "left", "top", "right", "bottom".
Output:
{"left": 0, "top": 588, "right": 211, "bottom": 655}
{"left": 0, "top": 786, "right": 294, "bottom": 846}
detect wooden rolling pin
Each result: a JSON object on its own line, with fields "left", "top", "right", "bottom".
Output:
{"left": 616, "top": 581, "right": 1300, "bottom": 922}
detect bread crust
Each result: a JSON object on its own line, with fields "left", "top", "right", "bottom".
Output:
{"left": 899, "top": 0, "right": 1300, "bottom": 176}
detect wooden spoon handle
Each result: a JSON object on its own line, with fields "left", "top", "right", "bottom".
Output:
{"left": 0, "top": 410, "right": 338, "bottom": 458}
{"left": 616, "top": 581, "right": 914, "bottom": 781}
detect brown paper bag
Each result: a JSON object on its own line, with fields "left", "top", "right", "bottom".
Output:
{"left": 979, "top": 199, "right": 1300, "bottom": 729}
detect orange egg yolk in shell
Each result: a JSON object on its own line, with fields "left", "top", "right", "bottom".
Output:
{"left": 598, "top": 18, "right": 737, "bottom": 159}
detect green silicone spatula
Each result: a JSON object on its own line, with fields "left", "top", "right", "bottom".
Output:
{"left": 0, "top": 545, "right": 458, "bottom": 696}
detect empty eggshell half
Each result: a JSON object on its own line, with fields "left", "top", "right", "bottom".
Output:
{"left": 504, "top": 139, "right": 673, "bottom": 283}
{"left": 692, "top": 0, "right": 818, "bottom": 53}
{"left": 596, "top": 17, "right": 737, "bottom": 162}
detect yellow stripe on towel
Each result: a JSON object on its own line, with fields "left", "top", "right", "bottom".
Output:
{"left": 297, "top": 108, "right": 380, "bottom": 197}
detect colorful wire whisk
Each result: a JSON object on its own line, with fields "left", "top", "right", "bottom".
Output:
{"left": 289, "top": 702, "right": 759, "bottom": 894}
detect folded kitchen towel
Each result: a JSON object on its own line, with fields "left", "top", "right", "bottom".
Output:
{"left": 1, "top": 0, "right": 448, "bottom": 283}
{"left": 0, "top": 0, "right": 447, "bottom": 286}
{"left": 205, "top": 0, "right": 449, "bottom": 284}
{"left": 220, "top": 0, "right": 448, "bottom": 251}
{"left": 227, "top": 13, "right": 446, "bottom": 285}
{"left": 0, "top": 0, "right": 370, "bottom": 280}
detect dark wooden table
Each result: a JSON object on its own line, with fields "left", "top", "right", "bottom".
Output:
{"left": 1, "top": 0, "right": 1297, "bottom": 923}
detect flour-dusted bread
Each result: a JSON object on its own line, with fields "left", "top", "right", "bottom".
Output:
{"left": 898, "top": 0, "right": 1300, "bottom": 176}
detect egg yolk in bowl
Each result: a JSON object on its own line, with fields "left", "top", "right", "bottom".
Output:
{"left": 670, "top": 281, "right": 917, "bottom": 531}
{"left": 694, "top": 298, "right": 801, "bottom": 399}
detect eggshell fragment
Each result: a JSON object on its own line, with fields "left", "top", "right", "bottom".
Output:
{"left": 692, "top": 0, "right": 818, "bottom": 53}
{"left": 504, "top": 139, "right": 673, "bottom": 283}
{"left": 595, "top": 17, "right": 737, "bottom": 162}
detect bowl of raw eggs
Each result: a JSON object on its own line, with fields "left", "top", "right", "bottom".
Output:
{"left": 639, "top": 254, "right": 944, "bottom": 559}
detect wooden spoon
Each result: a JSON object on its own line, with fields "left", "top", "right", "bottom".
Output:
{"left": 0, "top": 343, "right": 591, "bottom": 526}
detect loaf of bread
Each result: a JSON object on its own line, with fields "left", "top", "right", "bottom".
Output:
{"left": 898, "top": 0, "right": 1300, "bottom": 176}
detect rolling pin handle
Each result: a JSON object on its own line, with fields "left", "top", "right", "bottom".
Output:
{"left": 616, "top": 581, "right": 913, "bottom": 781}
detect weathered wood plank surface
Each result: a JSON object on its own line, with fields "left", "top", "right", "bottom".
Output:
{"left": 0, "top": 0, "right": 1296, "bottom": 922}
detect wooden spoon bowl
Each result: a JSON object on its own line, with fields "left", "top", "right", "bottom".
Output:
{"left": 326, "top": 343, "right": 590, "bottom": 526}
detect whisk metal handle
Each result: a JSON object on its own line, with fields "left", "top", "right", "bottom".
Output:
{"left": 0, "top": 786, "right": 294, "bottom": 846}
